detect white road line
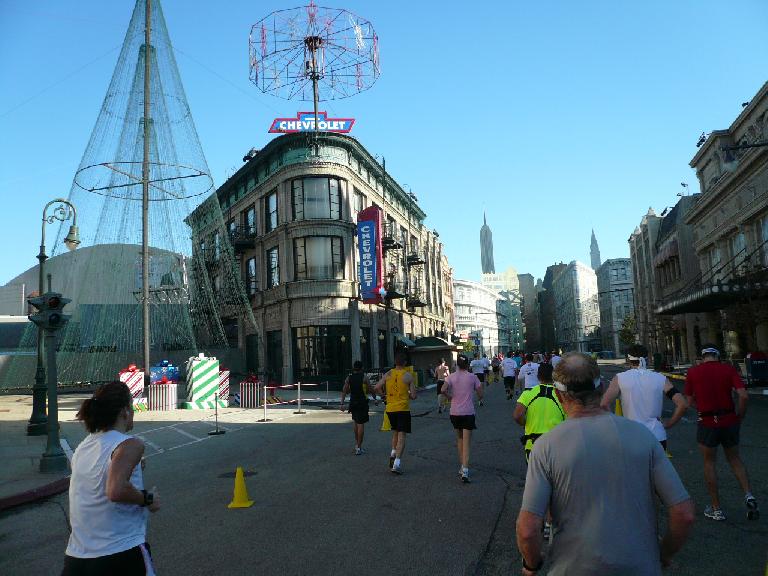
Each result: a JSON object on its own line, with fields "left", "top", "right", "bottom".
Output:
{"left": 171, "top": 427, "right": 203, "bottom": 441}
{"left": 60, "top": 438, "right": 74, "bottom": 463}
{"left": 136, "top": 436, "right": 165, "bottom": 454}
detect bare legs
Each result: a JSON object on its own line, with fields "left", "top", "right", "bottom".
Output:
{"left": 699, "top": 444, "right": 752, "bottom": 509}
{"left": 455, "top": 429, "right": 472, "bottom": 469}
{"left": 354, "top": 422, "right": 364, "bottom": 449}
{"left": 392, "top": 430, "right": 406, "bottom": 458}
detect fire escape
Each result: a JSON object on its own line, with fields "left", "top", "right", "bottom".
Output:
{"left": 382, "top": 220, "right": 405, "bottom": 299}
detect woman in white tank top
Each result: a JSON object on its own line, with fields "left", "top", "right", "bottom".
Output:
{"left": 62, "top": 381, "right": 160, "bottom": 575}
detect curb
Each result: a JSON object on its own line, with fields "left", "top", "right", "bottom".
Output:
{"left": 0, "top": 476, "right": 70, "bottom": 513}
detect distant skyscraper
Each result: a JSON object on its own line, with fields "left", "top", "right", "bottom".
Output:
{"left": 590, "top": 229, "right": 602, "bottom": 271}
{"left": 480, "top": 212, "right": 495, "bottom": 274}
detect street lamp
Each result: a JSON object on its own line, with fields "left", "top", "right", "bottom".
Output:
{"left": 27, "top": 199, "right": 79, "bottom": 436}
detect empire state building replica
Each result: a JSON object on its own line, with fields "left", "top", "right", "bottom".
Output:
{"left": 480, "top": 212, "right": 495, "bottom": 274}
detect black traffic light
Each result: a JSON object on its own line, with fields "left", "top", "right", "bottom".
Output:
{"left": 28, "top": 292, "right": 71, "bottom": 332}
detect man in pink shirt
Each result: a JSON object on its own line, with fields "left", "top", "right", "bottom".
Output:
{"left": 443, "top": 354, "right": 484, "bottom": 483}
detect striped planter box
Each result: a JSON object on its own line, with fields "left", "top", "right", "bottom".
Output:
{"left": 132, "top": 398, "right": 148, "bottom": 412}
{"left": 239, "top": 380, "right": 260, "bottom": 408}
{"left": 119, "top": 368, "right": 144, "bottom": 398}
{"left": 182, "top": 355, "right": 226, "bottom": 409}
{"left": 148, "top": 384, "right": 178, "bottom": 411}
{"left": 219, "top": 369, "right": 230, "bottom": 406}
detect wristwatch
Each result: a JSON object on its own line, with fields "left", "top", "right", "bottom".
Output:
{"left": 141, "top": 489, "right": 154, "bottom": 507}
{"left": 522, "top": 556, "right": 543, "bottom": 572}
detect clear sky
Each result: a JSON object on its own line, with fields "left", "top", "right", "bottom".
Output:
{"left": 1, "top": 0, "right": 767, "bottom": 286}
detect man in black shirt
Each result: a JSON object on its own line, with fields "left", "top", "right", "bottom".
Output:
{"left": 340, "top": 361, "right": 374, "bottom": 455}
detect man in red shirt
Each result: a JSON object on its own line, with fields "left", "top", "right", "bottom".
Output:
{"left": 684, "top": 345, "right": 758, "bottom": 521}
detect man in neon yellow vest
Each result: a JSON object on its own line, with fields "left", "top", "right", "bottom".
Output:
{"left": 375, "top": 351, "right": 417, "bottom": 475}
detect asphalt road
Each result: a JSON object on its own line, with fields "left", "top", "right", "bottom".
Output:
{"left": 1, "top": 365, "right": 766, "bottom": 575}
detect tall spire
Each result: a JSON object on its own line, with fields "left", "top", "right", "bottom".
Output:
{"left": 480, "top": 213, "right": 495, "bottom": 274}
{"left": 590, "top": 229, "right": 602, "bottom": 270}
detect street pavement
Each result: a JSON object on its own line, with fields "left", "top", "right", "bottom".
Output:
{"left": 1, "top": 364, "right": 766, "bottom": 575}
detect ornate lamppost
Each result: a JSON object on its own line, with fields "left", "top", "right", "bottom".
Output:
{"left": 27, "top": 199, "right": 79, "bottom": 436}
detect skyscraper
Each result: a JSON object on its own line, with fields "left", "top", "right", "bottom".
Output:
{"left": 480, "top": 212, "right": 495, "bottom": 274}
{"left": 590, "top": 229, "right": 602, "bottom": 271}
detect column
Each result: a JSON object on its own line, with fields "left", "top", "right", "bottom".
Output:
{"left": 350, "top": 299, "right": 361, "bottom": 363}
{"left": 371, "top": 306, "right": 380, "bottom": 368}
{"left": 282, "top": 300, "right": 293, "bottom": 385}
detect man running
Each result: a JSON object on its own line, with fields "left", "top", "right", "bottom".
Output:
{"left": 490, "top": 354, "right": 501, "bottom": 384}
{"left": 435, "top": 358, "right": 450, "bottom": 414}
{"left": 442, "top": 354, "right": 483, "bottom": 482}
{"left": 684, "top": 345, "right": 758, "bottom": 521}
{"left": 517, "top": 354, "right": 540, "bottom": 394}
{"left": 340, "top": 361, "right": 374, "bottom": 455}
{"left": 513, "top": 363, "right": 565, "bottom": 461}
{"left": 481, "top": 354, "right": 491, "bottom": 385}
{"left": 502, "top": 351, "right": 518, "bottom": 400}
{"left": 470, "top": 353, "right": 486, "bottom": 384}
{"left": 375, "top": 351, "right": 417, "bottom": 475}
{"left": 600, "top": 344, "right": 688, "bottom": 451}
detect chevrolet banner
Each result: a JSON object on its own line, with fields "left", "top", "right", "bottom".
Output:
{"left": 269, "top": 111, "right": 355, "bottom": 133}
{"left": 357, "top": 206, "right": 384, "bottom": 304}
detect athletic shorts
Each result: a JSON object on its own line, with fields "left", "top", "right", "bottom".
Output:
{"left": 450, "top": 414, "right": 476, "bottom": 430}
{"left": 62, "top": 543, "right": 154, "bottom": 575}
{"left": 351, "top": 407, "right": 369, "bottom": 424}
{"left": 387, "top": 411, "right": 411, "bottom": 433}
{"left": 697, "top": 423, "right": 740, "bottom": 448}
{"left": 503, "top": 376, "right": 515, "bottom": 388}
{"left": 436, "top": 380, "right": 445, "bottom": 395}
{"left": 474, "top": 372, "right": 485, "bottom": 382}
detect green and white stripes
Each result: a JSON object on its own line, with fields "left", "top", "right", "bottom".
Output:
{"left": 182, "top": 355, "right": 226, "bottom": 409}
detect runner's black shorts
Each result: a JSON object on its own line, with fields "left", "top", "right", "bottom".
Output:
{"left": 62, "top": 543, "right": 154, "bottom": 575}
{"left": 450, "top": 414, "right": 476, "bottom": 430}
{"left": 350, "top": 406, "right": 369, "bottom": 424}
{"left": 503, "top": 376, "right": 515, "bottom": 388}
{"left": 436, "top": 380, "right": 445, "bottom": 395}
{"left": 474, "top": 372, "right": 485, "bottom": 382}
{"left": 697, "top": 423, "right": 740, "bottom": 448}
{"left": 387, "top": 411, "right": 411, "bottom": 433}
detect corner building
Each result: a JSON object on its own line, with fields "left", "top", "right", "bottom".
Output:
{"left": 191, "top": 133, "right": 454, "bottom": 386}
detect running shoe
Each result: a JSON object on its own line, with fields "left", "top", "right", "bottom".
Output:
{"left": 704, "top": 505, "right": 726, "bottom": 521}
{"left": 460, "top": 468, "right": 470, "bottom": 483}
{"left": 389, "top": 455, "right": 395, "bottom": 469}
{"left": 355, "top": 447, "right": 362, "bottom": 456}
{"left": 391, "top": 464, "right": 403, "bottom": 475}
{"left": 745, "top": 495, "right": 760, "bottom": 521}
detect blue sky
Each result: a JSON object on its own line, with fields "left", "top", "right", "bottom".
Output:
{"left": 1, "top": 0, "right": 767, "bottom": 286}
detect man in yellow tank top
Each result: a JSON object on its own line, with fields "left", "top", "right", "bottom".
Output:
{"left": 375, "top": 351, "right": 416, "bottom": 474}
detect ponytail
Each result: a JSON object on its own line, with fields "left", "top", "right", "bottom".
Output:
{"left": 77, "top": 381, "right": 132, "bottom": 433}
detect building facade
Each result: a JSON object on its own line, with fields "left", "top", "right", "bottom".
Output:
{"left": 596, "top": 258, "right": 634, "bottom": 356}
{"left": 552, "top": 260, "right": 600, "bottom": 352}
{"left": 537, "top": 263, "right": 567, "bottom": 353}
{"left": 657, "top": 81, "right": 768, "bottom": 358}
{"left": 191, "top": 132, "right": 454, "bottom": 385}
{"left": 480, "top": 212, "right": 495, "bottom": 274}
{"left": 518, "top": 273, "right": 542, "bottom": 351}
{"left": 590, "top": 229, "right": 602, "bottom": 271}
{"left": 453, "top": 279, "right": 501, "bottom": 355}
{"left": 481, "top": 266, "right": 523, "bottom": 349}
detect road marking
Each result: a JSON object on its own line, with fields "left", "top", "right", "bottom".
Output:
{"left": 60, "top": 438, "right": 73, "bottom": 463}
{"left": 171, "top": 427, "right": 203, "bottom": 441}
{"left": 136, "top": 436, "right": 165, "bottom": 454}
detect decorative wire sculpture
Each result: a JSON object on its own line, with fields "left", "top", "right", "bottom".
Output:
{"left": 249, "top": 1, "right": 380, "bottom": 128}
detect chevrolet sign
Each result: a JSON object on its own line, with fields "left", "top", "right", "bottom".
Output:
{"left": 269, "top": 111, "right": 355, "bottom": 134}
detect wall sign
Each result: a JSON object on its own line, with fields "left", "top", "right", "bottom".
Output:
{"left": 269, "top": 111, "right": 355, "bottom": 133}
{"left": 357, "top": 206, "right": 384, "bottom": 304}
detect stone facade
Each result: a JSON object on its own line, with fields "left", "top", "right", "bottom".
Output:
{"left": 537, "top": 263, "right": 567, "bottom": 353}
{"left": 552, "top": 261, "right": 600, "bottom": 352}
{"left": 191, "top": 133, "right": 454, "bottom": 385}
{"left": 596, "top": 258, "right": 634, "bottom": 356}
{"left": 518, "top": 273, "right": 541, "bottom": 351}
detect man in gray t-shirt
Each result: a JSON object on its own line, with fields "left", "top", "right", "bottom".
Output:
{"left": 516, "top": 353, "right": 694, "bottom": 576}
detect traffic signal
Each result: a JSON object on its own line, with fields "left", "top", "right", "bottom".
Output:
{"left": 28, "top": 292, "right": 71, "bottom": 332}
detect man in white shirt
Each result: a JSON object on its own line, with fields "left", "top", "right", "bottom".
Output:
{"left": 517, "top": 354, "right": 540, "bottom": 392}
{"left": 482, "top": 354, "right": 492, "bottom": 385}
{"left": 470, "top": 353, "right": 486, "bottom": 384}
{"left": 501, "top": 351, "right": 519, "bottom": 400}
{"left": 600, "top": 344, "right": 688, "bottom": 452}
{"left": 550, "top": 351, "right": 562, "bottom": 369}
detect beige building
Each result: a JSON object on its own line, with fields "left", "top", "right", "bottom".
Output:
{"left": 190, "top": 132, "right": 454, "bottom": 385}
{"left": 657, "top": 81, "right": 768, "bottom": 357}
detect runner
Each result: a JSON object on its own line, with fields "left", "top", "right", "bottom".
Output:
{"left": 513, "top": 363, "right": 565, "bottom": 462}
{"left": 550, "top": 350, "right": 562, "bottom": 369}
{"left": 517, "top": 354, "right": 540, "bottom": 394}
{"left": 501, "top": 351, "right": 519, "bottom": 400}
{"left": 434, "top": 358, "right": 450, "bottom": 414}
{"left": 375, "top": 351, "right": 417, "bottom": 475}
{"left": 490, "top": 354, "right": 501, "bottom": 385}
{"left": 442, "top": 354, "right": 483, "bottom": 483}
{"left": 684, "top": 345, "right": 759, "bottom": 521}
{"left": 470, "top": 353, "right": 486, "bottom": 384}
{"left": 340, "top": 361, "right": 374, "bottom": 455}
{"left": 482, "top": 354, "right": 491, "bottom": 385}
{"left": 600, "top": 344, "right": 687, "bottom": 452}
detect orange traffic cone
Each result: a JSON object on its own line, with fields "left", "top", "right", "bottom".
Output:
{"left": 227, "top": 467, "right": 254, "bottom": 509}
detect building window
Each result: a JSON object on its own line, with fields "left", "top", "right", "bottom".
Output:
{"left": 213, "top": 231, "right": 220, "bottom": 260}
{"left": 294, "top": 236, "right": 344, "bottom": 280}
{"left": 760, "top": 216, "right": 768, "bottom": 267}
{"left": 267, "top": 247, "right": 280, "bottom": 288}
{"left": 353, "top": 188, "right": 365, "bottom": 215}
{"left": 265, "top": 190, "right": 278, "bottom": 232}
{"left": 293, "top": 325, "right": 352, "bottom": 379}
{"left": 291, "top": 177, "right": 342, "bottom": 220}
{"left": 227, "top": 218, "right": 237, "bottom": 239}
{"left": 244, "top": 204, "right": 256, "bottom": 234}
{"left": 246, "top": 257, "right": 257, "bottom": 295}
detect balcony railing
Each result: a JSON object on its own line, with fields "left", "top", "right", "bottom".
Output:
{"left": 229, "top": 225, "right": 256, "bottom": 253}
{"left": 406, "top": 248, "right": 426, "bottom": 267}
{"left": 382, "top": 222, "right": 403, "bottom": 252}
